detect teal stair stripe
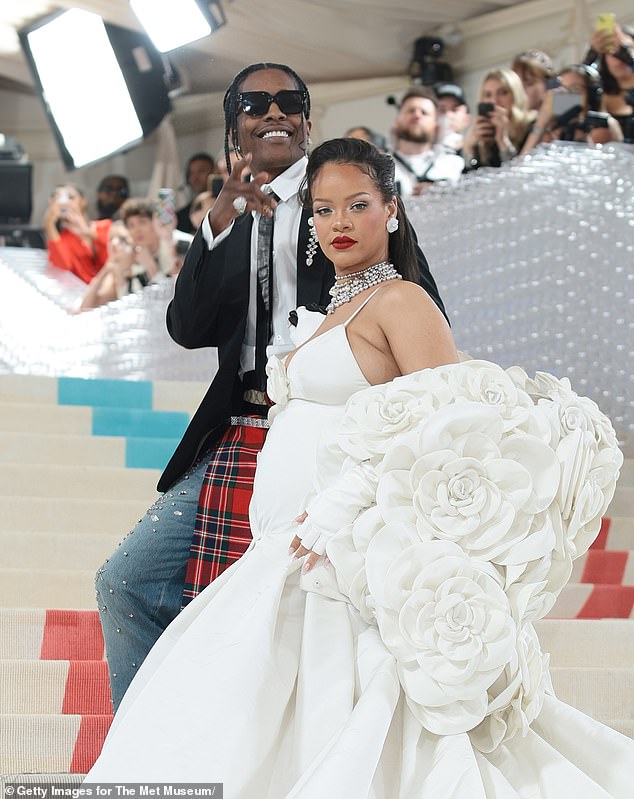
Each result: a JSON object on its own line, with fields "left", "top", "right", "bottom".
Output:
{"left": 58, "top": 377, "right": 152, "bottom": 409}
{"left": 92, "top": 408, "right": 189, "bottom": 439}
{"left": 125, "top": 437, "right": 180, "bottom": 470}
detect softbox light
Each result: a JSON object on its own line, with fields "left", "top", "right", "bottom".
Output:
{"left": 130, "top": 0, "right": 226, "bottom": 53}
{"left": 19, "top": 8, "right": 172, "bottom": 170}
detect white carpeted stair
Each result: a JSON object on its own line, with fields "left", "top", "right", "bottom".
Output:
{"left": 0, "top": 373, "right": 632, "bottom": 778}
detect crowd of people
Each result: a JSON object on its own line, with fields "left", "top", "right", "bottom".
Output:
{"left": 40, "top": 16, "right": 632, "bottom": 315}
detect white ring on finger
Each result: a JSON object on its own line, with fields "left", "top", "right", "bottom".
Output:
{"left": 232, "top": 196, "right": 247, "bottom": 215}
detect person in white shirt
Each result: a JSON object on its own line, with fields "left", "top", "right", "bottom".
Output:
{"left": 389, "top": 86, "right": 465, "bottom": 197}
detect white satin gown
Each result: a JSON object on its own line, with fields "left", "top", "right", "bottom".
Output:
{"left": 86, "top": 294, "right": 634, "bottom": 798}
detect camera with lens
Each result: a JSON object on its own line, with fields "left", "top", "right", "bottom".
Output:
{"left": 409, "top": 36, "right": 453, "bottom": 86}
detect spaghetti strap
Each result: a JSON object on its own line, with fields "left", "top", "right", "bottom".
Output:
{"left": 342, "top": 287, "right": 384, "bottom": 328}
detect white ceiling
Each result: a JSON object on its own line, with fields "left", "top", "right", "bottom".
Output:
{"left": 2, "top": 1, "right": 633, "bottom": 149}
{"left": 0, "top": 0, "right": 531, "bottom": 94}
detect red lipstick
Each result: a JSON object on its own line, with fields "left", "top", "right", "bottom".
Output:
{"left": 331, "top": 236, "right": 356, "bottom": 250}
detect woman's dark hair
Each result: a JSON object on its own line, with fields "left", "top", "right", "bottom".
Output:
{"left": 598, "top": 27, "right": 634, "bottom": 95}
{"left": 559, "top": 64, "right": 603, "bottom": 111}
{"left": 222, "top": 62, "right": 311, "bottom": 175}
{"left": 302, "top": 138, "right": 420, "bottom": 284}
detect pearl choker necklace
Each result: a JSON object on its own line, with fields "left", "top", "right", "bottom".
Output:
{"left": 326, "top": 261, "right": 402, "bottom": 314}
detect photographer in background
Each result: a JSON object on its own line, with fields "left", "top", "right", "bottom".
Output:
{"left": 520, "top": 64, "right": 623, "bottom": 155}
{"left": 434, "top": 83, "right": 471, "bottom": 153}
{"left": 389, "top": 86, "right": 464, "bottom": 197}
{"left": 586, "top": 17, "right": 634, "bottom": 143}
{"left": 43, "top": 183, "right": 111, "bottom": 283}
{"left": 462, "top": 69, "right": 535, "bottom": 170}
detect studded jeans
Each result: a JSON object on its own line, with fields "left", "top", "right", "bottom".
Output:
{"left": 95, "top": 457, "right": 209, "bottom": 712}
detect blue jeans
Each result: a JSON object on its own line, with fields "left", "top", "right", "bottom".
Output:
{"left": 95, "top": 457, "right": 208, "bottom": 712}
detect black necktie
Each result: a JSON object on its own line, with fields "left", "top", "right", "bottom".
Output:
{"left": 253, "top": 193, "right": 278, "bottom": 391}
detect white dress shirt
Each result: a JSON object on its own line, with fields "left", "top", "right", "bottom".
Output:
{"left": 393, "top": 146, "right": 464, "bottom": 197}
{"left": 201, "top": 157, "right": 307, "bottom": 375}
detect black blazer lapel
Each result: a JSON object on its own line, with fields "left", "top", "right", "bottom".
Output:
{"left": 296, "top": 208, "right": 335, "bottom": 307}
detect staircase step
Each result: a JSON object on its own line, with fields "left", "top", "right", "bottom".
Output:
{"left": 0, "top": 463, "right": 159, "bottom": 501}
{"left": 0, "top": 660, "right": 111, "bottom": 714}
{"left": 0, "top": 531, "right": 121, "bottom": 571}
{"left": 0, "top": 432, "right": 124, "bottom": 467}
{"left": 551, "top": 667, "right": 634, "bottom": 720}
{"left": 0, "top": 373, "right": 206, "bottom": 416}
{"left": 0, "top": 609, "right": 105, "bottom": 660}
{"left": 619, "top": 459, "right": 634, "bottom": 487}
{"left": 548, "top": 583, "right": 634, "bottom": 618}
{"left": 0, "top": 713, "right": 112, "bottom": 773}
{"left": 534, "top": 619, "right": 634, "bottom": 667}
{"left": 1, "top": 496, "right": 150, "bottom": 534}
{"left": 0, "top": 570, "right": 105, "bottom": 609}
{"left": 590, "top": 517, "right": 632, "bottom": 551}
{"left": 570, "top": 550, "right": 634, "bottom": 585}
{"left": 608, "top": 487, "right": 634, "bottom": 518}
{"left": 0, "top": 403, "right": 92, "bottom": 435}
{"left": 0, "top": 402, "right": 189, "bottom": 439}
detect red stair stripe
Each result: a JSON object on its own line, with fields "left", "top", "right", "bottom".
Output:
{"left": 577, "top": 585, "right": 634, "bottom": 619}
{"left": 581, "top": 550, "right": 628, "bottom": 585}
{"left": 69, "top": 714, "right": 113, "bottom": 773}
{"left": 41, "top": 610, "right": 105, "bottom": 660}
{"left": 590, "top": 517, "right": 611, "bottom": 550}
{"left": 63, "top": 661, "right": 112, "bottom": 715}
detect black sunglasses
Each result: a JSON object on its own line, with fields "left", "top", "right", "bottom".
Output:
{"left": 236, "top": 90, "right": 307, "bottom": 117}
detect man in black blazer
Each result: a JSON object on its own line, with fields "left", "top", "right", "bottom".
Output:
{"left": 96, "top": 62, "right": 447, "bottom": 711}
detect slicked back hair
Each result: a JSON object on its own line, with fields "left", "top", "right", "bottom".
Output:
{"left": 222, "top": 62, "right": 311, "bottom": 175}
{"left": 302, "top": 137, "right": 420, "bottom": 284}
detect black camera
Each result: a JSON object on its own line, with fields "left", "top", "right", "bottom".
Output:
{"left": 409, "top": 36, "right": 453, "bottom": 86}
{"left": 580, "top": 110, "right": 610, "bottom": 131}
{"left": 477, "top": 102, "right": 495, "bottom": 118}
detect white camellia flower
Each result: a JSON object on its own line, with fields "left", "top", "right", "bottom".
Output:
{"left": 265, "top": 355, "right": 290, "bottom": 422}
{"left": 366, "top": 531, "right": 517, "bottom": 735}
{"left": 470, "top": 623, "right": 551, "bottom": 752}
{"left": 445, "top": 360, "right": 534, "bottom": 432}
{"left": 409, "top": 404, "right": 559, "bottom": 566}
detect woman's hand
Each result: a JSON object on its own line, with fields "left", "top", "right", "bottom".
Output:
{"left": 590, "top": 25, "right": 617, "bottom": 55}
{"left": 62, "top": 208, "right": 93, "bottom": 240}
{"left": 289, "top": 512, "right": 323, "bottom": 573}
{"left": 207, "top": 153, "right": 277, "bottom": 237}
{"left": 490, "top": 104, "right": 513, "bottom": 152}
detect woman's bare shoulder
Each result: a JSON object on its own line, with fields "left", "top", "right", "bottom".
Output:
{"left": 376, "top": 279, "right": 446, "bottom": 320}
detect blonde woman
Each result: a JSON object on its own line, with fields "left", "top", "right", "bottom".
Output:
{"left": 462, "top": 68, "right": 535, "bottom": 169}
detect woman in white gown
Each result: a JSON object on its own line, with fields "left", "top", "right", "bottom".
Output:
{"left": 87, "top": 139, "right": 633, "bottom": 797}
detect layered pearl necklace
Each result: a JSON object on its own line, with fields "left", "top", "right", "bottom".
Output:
{"left": 326, "top": 261, "right": 401, "bottom": 314}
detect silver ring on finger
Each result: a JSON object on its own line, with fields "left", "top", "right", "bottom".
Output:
{"left": 232, "top": 196, "right": 247, "bottom": 215}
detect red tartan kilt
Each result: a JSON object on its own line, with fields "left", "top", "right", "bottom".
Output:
{"left": 182, "top": 423, "right": 268, "bottom": 606}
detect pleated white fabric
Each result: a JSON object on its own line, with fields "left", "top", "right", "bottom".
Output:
{"left": 87, "top": 306, "right": 634, "bottom": 797}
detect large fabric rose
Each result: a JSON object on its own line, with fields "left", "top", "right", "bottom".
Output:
{"left": 365, "top": 531, "right": 517, "bottom": 735}
{"left": 265, "top": 355, "right": 290, "bottom": 423}
{"left": 470, "top": 623, "right": 551, "bottom": 752}
{"left": 409, "top": 404, "right": 559, "bottom": 566}
{"left": 446, "top": 359, "right": 534, "bottom": 432}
